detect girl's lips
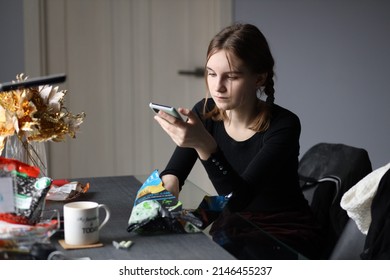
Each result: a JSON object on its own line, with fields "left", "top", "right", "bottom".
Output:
{"left": 213, "top": 95, "right": 229, "bottom": 101}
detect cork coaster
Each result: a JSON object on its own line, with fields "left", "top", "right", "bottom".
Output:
{"left": 58, "top": 239, "right": 104, "bottom": 250}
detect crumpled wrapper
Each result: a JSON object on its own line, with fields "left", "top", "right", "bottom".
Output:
{"left": 46, "top": 180, "right": 90, "bottom": 201}
{"left": 127, "top": 169, "right": 229, "bottom": 234}
{"left": 127, "top": 170, "right": 203, "bottom": 233}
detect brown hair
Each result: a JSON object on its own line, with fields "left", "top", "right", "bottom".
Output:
{"left": 204, "top": 23, "right": 275, "bottom": 132}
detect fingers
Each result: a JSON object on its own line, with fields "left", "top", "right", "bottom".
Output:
{"left": 177, "top": 107, "right": 190, "bottom": 116}
{"left": 153, "top": 107, "right": 201, "bottom": 148}
{"left": 156, "top": 109, "right": 185, "bottom": 125}
{"left": 154, "top": 113, "right": 187, "bottom": 147}
{"left": 178, "top": 107, "right": 197, "bottom": 124}
{"left": 154, "top": 112, "right": 183, "bottom": 142}
{"left": 154, "top": 114, "right": 177, "bottom": 135}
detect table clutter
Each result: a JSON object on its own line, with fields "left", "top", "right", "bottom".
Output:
{"left": 0, "top": 157, "right": 235, "bottom": 259}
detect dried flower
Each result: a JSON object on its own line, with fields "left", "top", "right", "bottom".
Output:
{"left": 0, "top": 73, "right": 85, "bottom": 154}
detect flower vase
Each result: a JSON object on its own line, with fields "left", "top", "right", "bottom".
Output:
{"left": 4, "top": 135, "right": 48, "bottom": 177}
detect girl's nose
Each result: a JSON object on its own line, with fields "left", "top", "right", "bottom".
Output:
{"left": 215, "top": 78, "right": 227, "bottom": 93}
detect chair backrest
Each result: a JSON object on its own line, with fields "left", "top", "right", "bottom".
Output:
{"left": 300, "top": 176, "right": 341, "bottom": 258}
{"left": 329, "top": 218, "right": 366, "bottom": 259}
{"left": 298, "top": 142, "right": 372, "bottom": 259}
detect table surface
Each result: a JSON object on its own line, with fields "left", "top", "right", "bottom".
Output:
{"left": 44, "top": 174, "right": 236, "bottom": 260}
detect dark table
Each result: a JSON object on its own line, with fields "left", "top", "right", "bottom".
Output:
{"left": 45, "top": 175, "right": 235, "bottom": 260}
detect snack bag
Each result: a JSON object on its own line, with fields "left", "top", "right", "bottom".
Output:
{"left": 0, "top": 157, "right": 52, "bottom": 225}
{"left": 127, "top": 170, "right": 202, "bottom": 233}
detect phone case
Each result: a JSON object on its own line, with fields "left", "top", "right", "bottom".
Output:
{"left": 149, "top": 102, "right": 183, "bottom": 121}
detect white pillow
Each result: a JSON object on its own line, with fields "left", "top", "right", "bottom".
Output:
{"left": 341, "top": 162, "right": 390, "bottom": 234}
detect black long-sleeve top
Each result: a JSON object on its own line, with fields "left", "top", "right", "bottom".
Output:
{"left": 160, "top": 98, "right": 309, "bottom": 213}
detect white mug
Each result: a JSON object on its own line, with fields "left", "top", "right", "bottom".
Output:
{"left": 64, "top": 201, "right": 110, "bottom": 245}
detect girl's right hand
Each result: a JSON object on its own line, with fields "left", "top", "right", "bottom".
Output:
{"left": 161, "top": 174, "right": 180, "bottom": 199}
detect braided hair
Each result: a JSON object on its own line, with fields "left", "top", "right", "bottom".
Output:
{"left": 264, "top": 70, "right": 275, "bottom": 104}
{"left": 203, "top": 23, "right": 275, "bottom": 132}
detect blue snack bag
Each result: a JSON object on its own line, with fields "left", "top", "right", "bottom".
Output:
{"left": 127, "top": 170, "right": 202, "bottom": 233}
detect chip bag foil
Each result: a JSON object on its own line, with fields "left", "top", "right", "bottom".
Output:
{"left": 127, "top": 170, "right": 203, "bottom": 234}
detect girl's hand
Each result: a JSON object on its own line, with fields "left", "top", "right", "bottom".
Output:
{"left": 161, "top": 174, "right": 180, "bottom": 199}
{"left": 154, "top": 107, "right": 217, "bottom": 160}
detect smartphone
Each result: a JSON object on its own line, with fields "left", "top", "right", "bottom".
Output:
{"left": 149, "top": 102, "right": 184, "bottom": 121}
{"left": 0, "top": 73, "right": 66, "bottom": 91}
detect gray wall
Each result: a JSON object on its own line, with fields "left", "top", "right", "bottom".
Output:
{"left": 235, "top": 0, "right": 390, "bottom": 169}
{"left": 0, "top": 0, "right": 24, "bottom": 82}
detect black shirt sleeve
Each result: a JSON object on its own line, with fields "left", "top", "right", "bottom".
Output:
{"left": 159, "top": 146, "right": 198, "bottom": 190}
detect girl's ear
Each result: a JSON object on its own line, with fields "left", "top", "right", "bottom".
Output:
{"left": 256, "top": 73, "right": 268, "bottom": 87}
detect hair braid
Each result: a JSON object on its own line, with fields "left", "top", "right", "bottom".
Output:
{"left": 264, "top": 70, "right": 275, "bottom": 104}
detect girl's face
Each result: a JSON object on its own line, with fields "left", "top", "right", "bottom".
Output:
{"left": 206, "top": 50, "right": 263, "bottom": 113}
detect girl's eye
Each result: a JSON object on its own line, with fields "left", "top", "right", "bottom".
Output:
{"left": 208, "top": 72, "right": 216, "bottom": 77}
{"left": 227, "top": 75, "right": 238, "bottom": 80}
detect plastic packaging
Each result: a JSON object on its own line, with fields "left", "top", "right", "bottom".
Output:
{"left": 127, "top": 170, "right": 203, "bottom": 234}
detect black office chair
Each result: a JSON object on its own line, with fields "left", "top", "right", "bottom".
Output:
{"left": 298, "top": 142, "right": 372, "bottom": 259}
{"left": 329, "top": 217, "right": 366, "bottom": 259}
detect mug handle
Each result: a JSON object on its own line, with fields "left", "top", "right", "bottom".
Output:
{"left": 97, "top": 204, "right": 111, "bottom": 230}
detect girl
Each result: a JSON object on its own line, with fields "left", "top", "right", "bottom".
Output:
{"left": 154, "top": 23, "right": 323, "bottom": 259}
